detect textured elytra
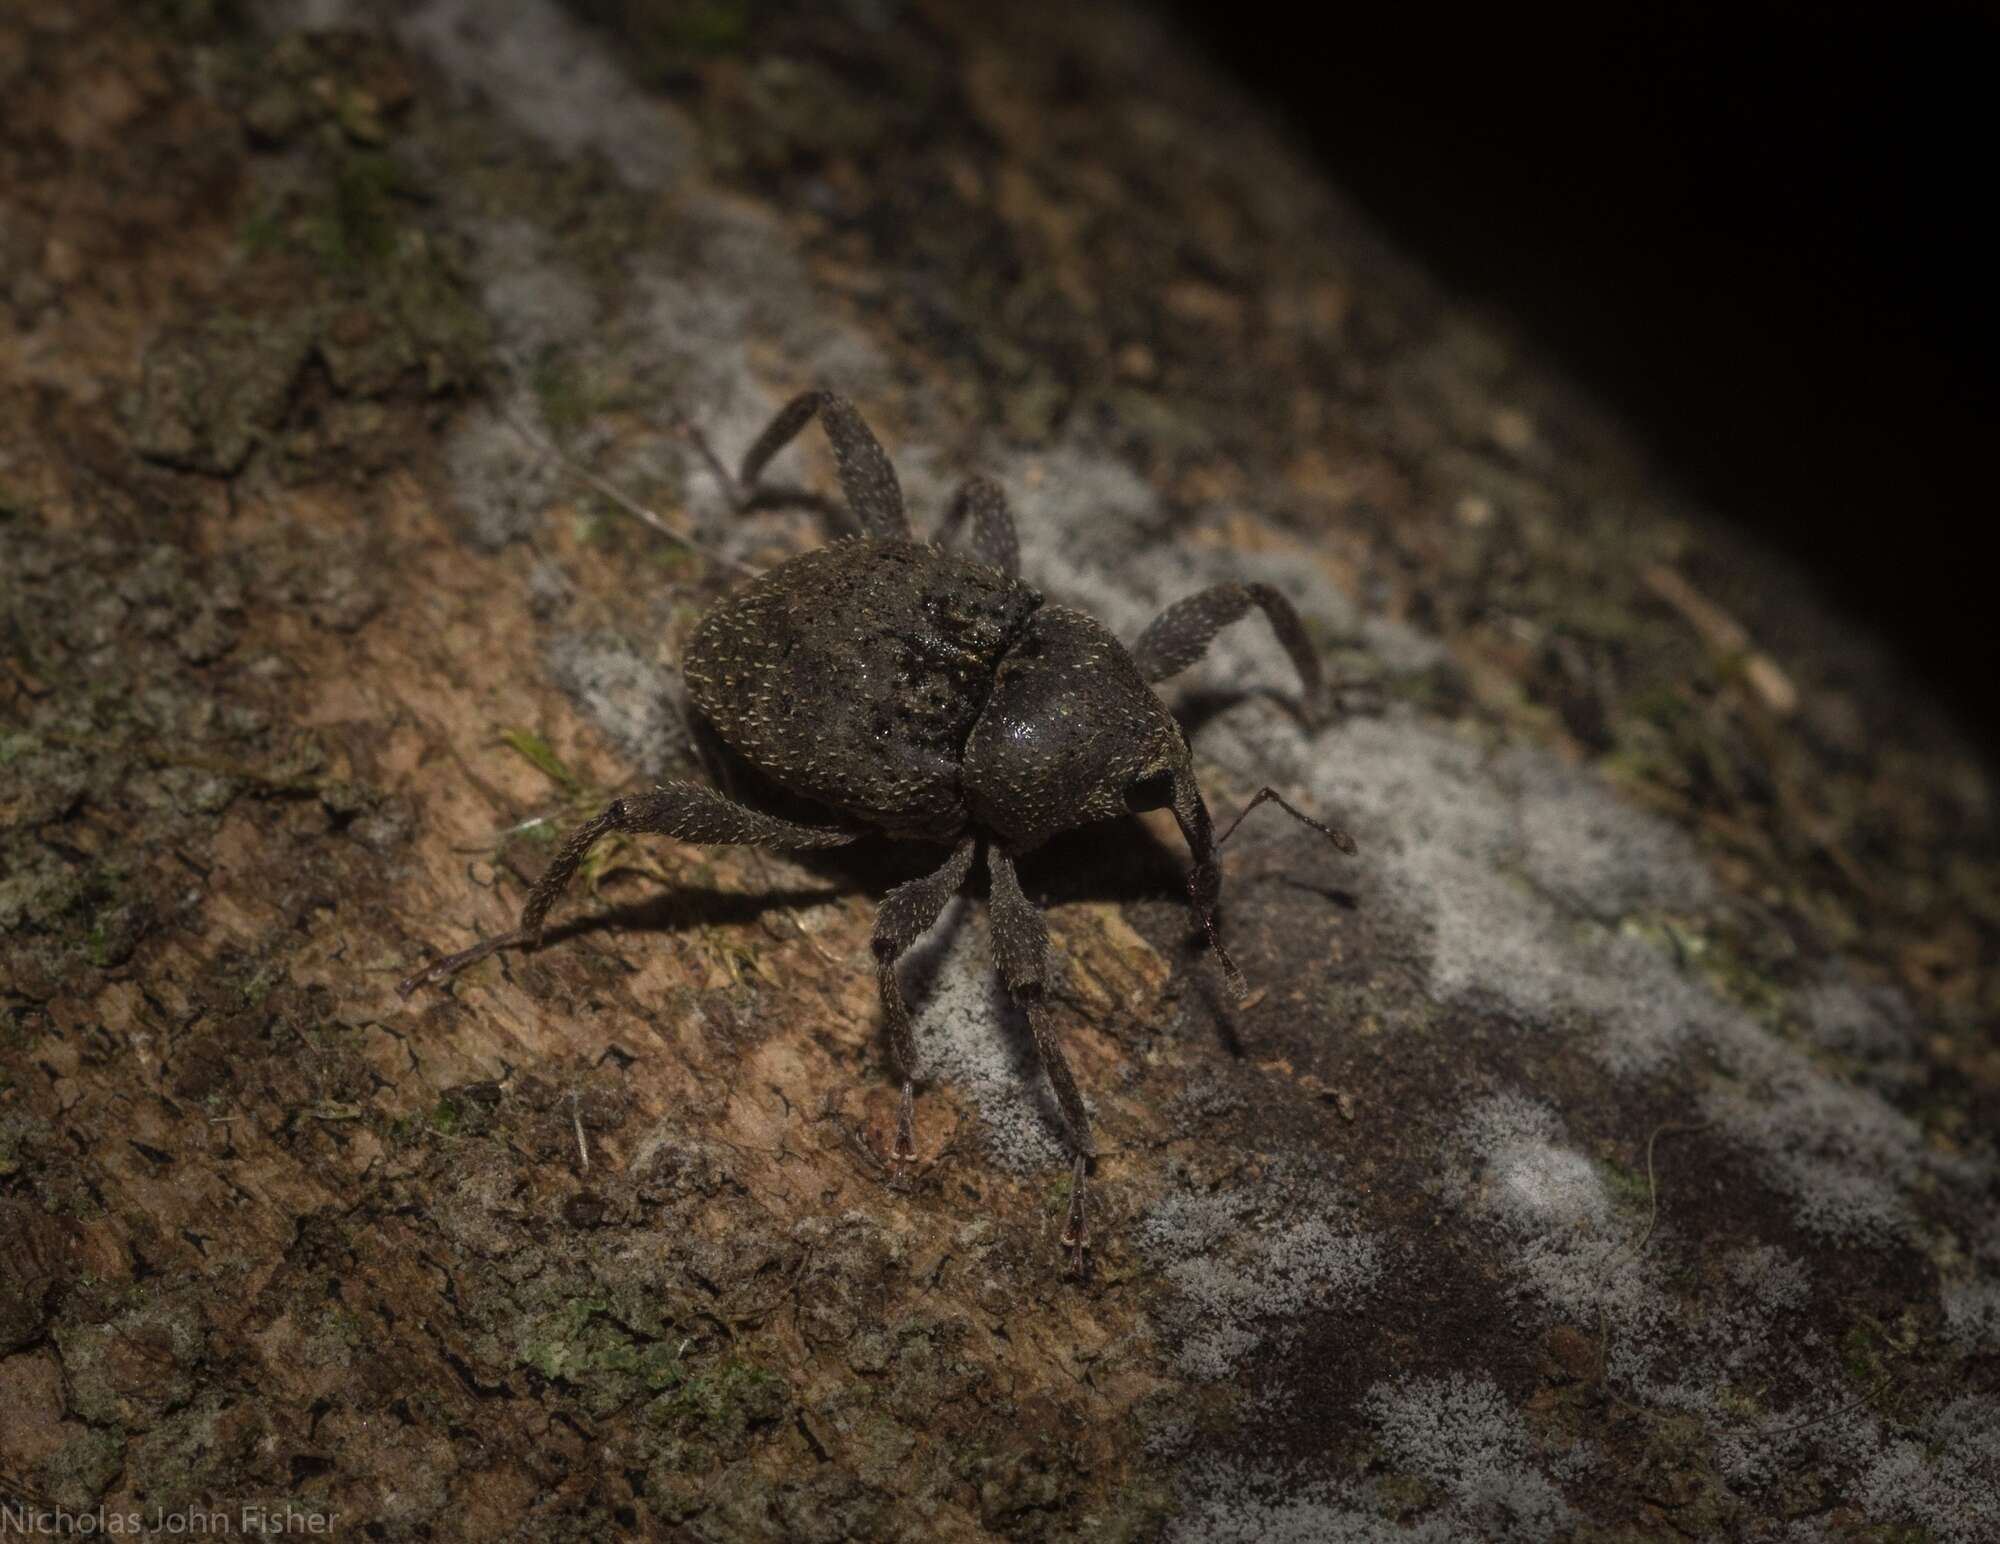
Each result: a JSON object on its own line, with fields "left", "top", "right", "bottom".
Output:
{"left": 684, "top": 538, "right": 1041, "bottom": 841}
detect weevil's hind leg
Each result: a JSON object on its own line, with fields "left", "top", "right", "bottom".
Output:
{"left": 872, "top": 836, "right": 978, "bottom": 1164}
{"left": 987, "top": 849, "right": 1097, "bottom": 1274}
{"left": 400, "top": 783, "right": 860, "bottom": 996}
{"left": 722, "top": 389, "right": 910, "bottom": 541}
{"left": 1131, "top": 581, "right": 1327, "bottom": 726}
{"left": 932, "top": 475, "right": 1021, "bottom": 576}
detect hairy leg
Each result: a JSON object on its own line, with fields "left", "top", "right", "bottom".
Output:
{"left": 728, "top": 389, "right": 909, "bottom": 540}
{"left": 400, "top": 782, "right": 858, "bottom": 995}
{"left": 1131, "top": 581, "right": 1326, "bottom": 726}
{"left": 986, "top": 849, "right": 1097, "bottom": 1272}
{"left": 872, "top": 836, "right": 978, "bottom": 1162}
{"left": 932, "top": 475, "right": 1020, "bottom": 576}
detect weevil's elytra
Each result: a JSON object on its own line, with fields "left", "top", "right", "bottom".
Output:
{"left": 401, "top": 388, "right": 1355, "bottom": 1272}
{"left": 683, "top": 540, "right": 1041, "bottom": 840}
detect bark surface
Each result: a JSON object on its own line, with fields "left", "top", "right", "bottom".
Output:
{"left": 2, "top": 3, "right": 1995, "bottom": 1540}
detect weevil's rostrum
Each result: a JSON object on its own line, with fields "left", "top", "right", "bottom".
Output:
{"left": 403, "top": 389, "right": 1354, "bottom": 1270}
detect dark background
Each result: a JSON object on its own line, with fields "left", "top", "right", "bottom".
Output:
{"left": 1168, "top": 1, "right": 1995, "bottom": 745}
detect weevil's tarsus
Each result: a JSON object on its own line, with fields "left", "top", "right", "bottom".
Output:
{"left": 398, "top": 925, "right": 537, "bottom": 997}
{"left": 1061, "top": 1152, "right": 1091, "bottom": 1276}
{"left": 892, "top": 1083, "right": 917, "bottom": 1169}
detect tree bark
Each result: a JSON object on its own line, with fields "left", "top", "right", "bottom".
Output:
{"left": 2, "top": 2, "right": 1994, "bottom": 1540}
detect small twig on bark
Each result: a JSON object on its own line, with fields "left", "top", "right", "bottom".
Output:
{"left": 490, "top": 364, "right": 757, "bottom": 577}
{"left": 1642, "top": 563, "right": 1798, "bottom": 716}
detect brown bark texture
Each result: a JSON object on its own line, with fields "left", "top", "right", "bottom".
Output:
{"left": 2, "top": 2, "right": 1996, "bottom": 1540}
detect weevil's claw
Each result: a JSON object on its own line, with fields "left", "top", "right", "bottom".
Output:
{"left": 398, "top": 928, "right": 536, "bottom": 998}
{"left": 398, "top": 957, "right": 458, "bottom": 998}
{"left": 1061, "top": 1208, "right": 1088, "bottom": 1275}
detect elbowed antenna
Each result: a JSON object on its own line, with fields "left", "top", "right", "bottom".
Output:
{"left": 1217, "top": 787, "right": 1357, "bottom": 855}
{"left": 1172, "top": 776, "right": 1360, "bottom": 1000}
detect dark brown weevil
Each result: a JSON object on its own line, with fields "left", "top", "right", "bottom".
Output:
{"left": 401, "top": 390, "right": 1354, "bottom": 1271}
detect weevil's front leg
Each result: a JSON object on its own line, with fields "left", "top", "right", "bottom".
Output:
{"left": 987, "top": 849, "right": 1097, "bottom": 1274}
{"left": 932, "top": 475, "right": 1021, "bottom": 576}
{"left": 1131, "top": 581, "right": 1327, "bottom": 726}
{"left": 871, "top": 836, "right": 977, "bottom": 1163}
{"left": 400, "top": 783, "right": 859, "bottom": 995}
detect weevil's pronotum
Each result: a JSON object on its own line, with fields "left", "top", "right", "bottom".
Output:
{"left": 403, "top": 390, "right": 1355, "bottom": 1269}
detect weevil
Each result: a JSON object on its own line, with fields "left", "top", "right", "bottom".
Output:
{"left": 401, "top": 390, "right": 1354, "bottom": 1270}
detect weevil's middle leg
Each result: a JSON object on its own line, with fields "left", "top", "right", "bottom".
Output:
{"left": 987, "top": 848, "right": 1098, "bottom": 1273}
{"left": 871, "top": 836, "right": 978, "bottom": 1164}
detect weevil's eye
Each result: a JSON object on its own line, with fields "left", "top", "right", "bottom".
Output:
{"left": 1124, "top": 770, "right": 1174, "bottom": 813}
